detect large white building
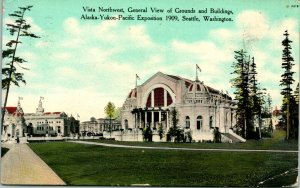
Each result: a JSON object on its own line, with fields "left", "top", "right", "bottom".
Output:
{"left": 119, "top": 72, "right": 245, "bottom": 142}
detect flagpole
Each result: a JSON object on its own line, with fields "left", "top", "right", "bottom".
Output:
{"left": 196, "top": 64, "right": 198, "bottom": 81}
{"left": 135, "top": 74, "right": 140, "bottom": 88}
{"left": 196, "top": 64, "right": 197, "bottom": 81}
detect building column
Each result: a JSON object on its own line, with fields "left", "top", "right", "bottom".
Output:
{"left": 166, "top": 110, "right": 169, "bottom": 130}
{"left": 145, "top": 111, "right": 147, "bottom": 127}
{"left": 151, "top": 91, "right": 154, "bottom": 107}
{"left": 151, "top": 111, "right": 154, "bottom": 128}
{"left": 164, "top": 89, "right": 167, "bottom": 107}
{"left": 139, "top": 111, "right": 142, "bottom": 128}
{"left": 134, "top": 113, "right": 137, "bottom": 129}
{"left": 159, "top": 110, "right": 162, "bottom": 126}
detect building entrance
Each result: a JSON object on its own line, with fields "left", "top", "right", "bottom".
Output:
{"left": 132, "top": 108, "right": 170, "bottom": 130}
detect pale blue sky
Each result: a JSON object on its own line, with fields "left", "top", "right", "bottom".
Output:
{"left": 2, "top": 0, "right": 299, "bottom": 121}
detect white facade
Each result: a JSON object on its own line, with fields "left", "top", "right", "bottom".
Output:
{"left": 2, "top": 98, "right": 80, "bottom": 141}
{"left": 120, "top": 72, "right": 239, "bottom": 142}
{"left": 24, "top": 98, "right": 79, "bottom": 136}
{"left": 2, "top": 100, "right": 27, "bottom": 140}
{"left": 80, "top": 118, "right": 121, "bottom": 136}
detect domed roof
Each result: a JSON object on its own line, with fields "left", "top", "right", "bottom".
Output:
{"left": 187, "top": 81, "right": 209, "bottom": 93}
{"left": 127, "top": 88, "right": 137, "bottom": 98}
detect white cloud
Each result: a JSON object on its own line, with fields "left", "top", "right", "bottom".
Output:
{"left": 209, "top": 28, "right": 234, "bottom": 42}
{"left": 6, "top": 11, "right": 298, "bottom": 121}
{"left": 125, "top": 25, "right": 155, "bottom": 48}
{"left": 7, "top": 87, "right": 121, "bottom": 121}
{"left": 20, "top": 52, "right": 38, "bottom": 62}
{"left": 53, "top": 52, "right": 72, "bottom": 61}
{"left": 268, "top": 18, "right": 299, "bottom": 43}
{"left": 63, "top": 17, "right": 81, "bottom": 35}
{"left": 3, "top": 17, "right": 14, "bottom": 25}
{"left": 55, "top": 67, "right": 79, "bottom": 78}
{"left": 236, "top": 10, "right": 270, "bottom": 40}
{"left": 25, "top": 17, "right": 43, "bottom": 33}
{"left": 35, "top": 41, "right": 50, "bottom": 48}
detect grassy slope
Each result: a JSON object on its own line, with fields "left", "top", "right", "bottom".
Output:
{"left": 29, "top": 131, "right": 298, "bottom": 187}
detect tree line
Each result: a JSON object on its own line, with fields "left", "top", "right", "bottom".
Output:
{"left": 231, "top": 30, "right": 298, "bottom": 140}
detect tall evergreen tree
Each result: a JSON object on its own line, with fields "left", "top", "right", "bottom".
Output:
{"left": 249, "top": 57, "right": 260, "bottom": 138}
{"left": 249, "top": 59, "right": 269, "bottom": 139}
{"left": 2, "top": 6, "right": 40, "bottom": 130}
{"left": 293, "top": 83, "right": 299, "bottom": 104}
{"left": 231, "top": 50, "right": 267, "bottom": 139}
{"left": 280, "top": 30, "right": 295, "bottom": 140}
{"left": 230, "top": 50, "right": 252, "bottom": 138}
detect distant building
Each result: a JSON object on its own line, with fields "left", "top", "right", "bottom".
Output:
{"left": 272, "top": 106, "right": 282, "bottom": 129}
{"left": 80, "top": 117, "right": 121, "bottom": 136}
{"left": 24, "top": 98, "right": 80, "bottom": 136}
{"left": 1, "top": 98, "right": 80, "bottom": 141}
{"left": 2, "top": 100, "right": 27, "bottom": 140}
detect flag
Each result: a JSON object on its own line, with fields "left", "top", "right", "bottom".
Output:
{"left": 19, "top": 97, "right": 23, "bottom": 100}
{"left": 136, "top": 74, "right": 140, "bottom": 80}
{"left": 196, "top": 64, "right": 201, "bottom": 72}
{"left": 40, "top": 96, "right": 44, "bottom": 100}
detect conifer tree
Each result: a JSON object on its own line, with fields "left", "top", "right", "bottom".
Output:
{"left": 280, "top": 30, "right": 295, "bottom": 140}
{"left": 2, "top": 6, "right": 40, "bottom": 130}
{"left": 293, "top": 83, "right": 299, "bottom": 104}
{"left": 231, "top": 50, "right": 266, "bottom": 139}
{"left": 230, "top": 50, "right": 251, "bottom": 138}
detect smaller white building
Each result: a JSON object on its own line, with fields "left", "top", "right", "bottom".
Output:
{"left": 2, "top": 100, "right": 27, "bottom": 141}
{"left": 2, "top": 98, "right": 80, "bottom": 141}
{"left": 24, "top": 98, "right": 80, "bottom": 137}
{"left": 80, "top": 117, "right": 121, "bottom": 136}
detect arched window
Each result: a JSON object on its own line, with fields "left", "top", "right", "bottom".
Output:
{"left": 209, "top": 116, "right": 213, "bottom": 129}
{"left": 124, "top": 119, "right": 128, "bottom": 130}
{"left": 185, "top": 116, "right": 190, "bottom": 128}
{"left": 146, "top": 87, "right": 173, "bottom": 107}
{"left": 197, "top": 116, "right": 202, "bottom": 130}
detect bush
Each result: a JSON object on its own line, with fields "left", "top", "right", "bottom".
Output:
{"left": 167, "top": 126, "right": 184, "bottom": 142}
{"left": 213, "top": 128, "right": 221, "bottom": 143}
{"left": 261, "top": 127, "right": 273, "bottom": 138}
{"left": 184, "top": 131, "right": 192, "bottom": 143}
{"left": 143, "top": 126, "right": 152, "bottom": 142}
{"left": 158, "top": 124, "right": 164, "bottom": 140}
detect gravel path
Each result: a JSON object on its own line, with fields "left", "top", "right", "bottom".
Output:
{"left": 68, "top": 140, "right": 298, "bottom": 153}
{"left": 1, "top": 143, "right": 65, "bottom": 185}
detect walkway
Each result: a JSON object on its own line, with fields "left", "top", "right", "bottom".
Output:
{"left": 68, "top": 140, "right": 298, "bottom": 153}
{"left": 1, "top": 143, "right": 65, "bottom": 185}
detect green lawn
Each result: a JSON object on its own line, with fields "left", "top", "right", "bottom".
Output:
{"left": 29, "top": 136, "right": 298, "bottom": 186}
{"left": 85, "top": 130, "right": 298, "bottom": 151}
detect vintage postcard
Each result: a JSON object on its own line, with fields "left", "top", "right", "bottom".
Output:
{"left": 1, "top": 0, "right": 299, "bottom": 186}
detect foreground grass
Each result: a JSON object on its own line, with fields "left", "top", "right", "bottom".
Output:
{"left": 87, "top": 130, "right": 298, "bottom": 151}
{"left": 29, "top": 141, "right": 298, "bottom": 186}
